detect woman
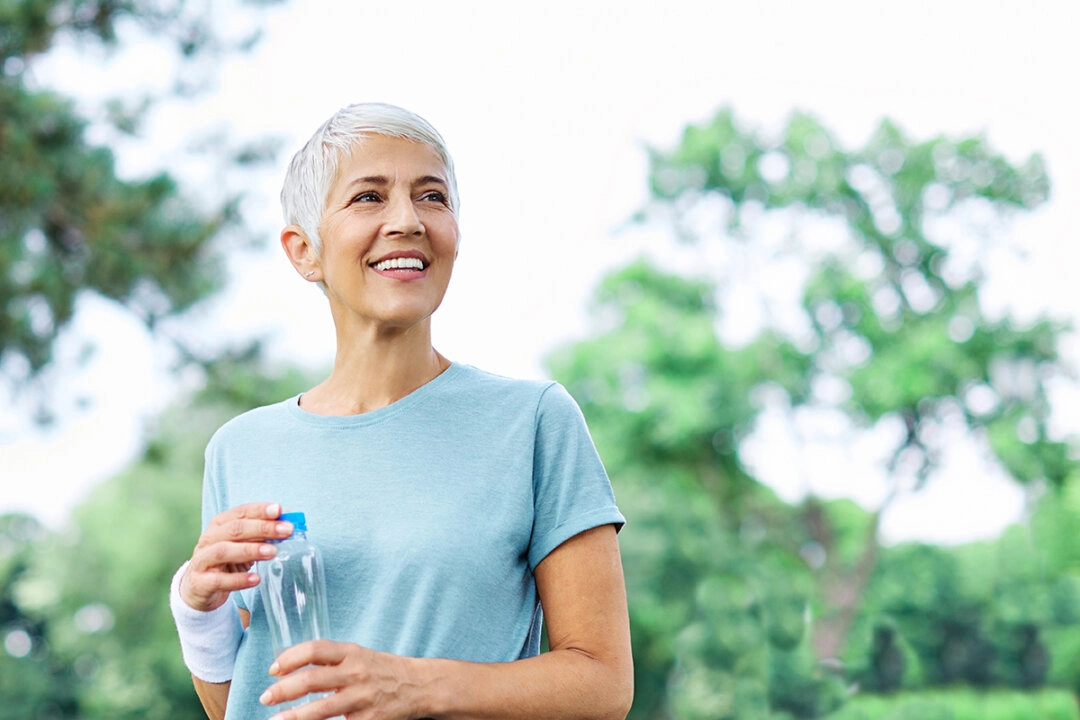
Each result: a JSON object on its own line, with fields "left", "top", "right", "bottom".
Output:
{"left": 169, "top": 102, "right": 633, "bottom": 720}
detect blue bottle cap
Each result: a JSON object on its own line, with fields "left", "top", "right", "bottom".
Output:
{"left": 279, "top": 511, "right": 306, "bottom": 532}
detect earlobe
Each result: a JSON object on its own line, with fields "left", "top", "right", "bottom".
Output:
{"left": 281, "top": 225, "right": 320, "bottom": 279}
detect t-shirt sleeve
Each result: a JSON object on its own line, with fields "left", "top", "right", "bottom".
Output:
{"left": 528, "top": 382, "right": 625, "bottom": 570}
{"left": 201, "top": 432, "right": 228, "bottom": 531}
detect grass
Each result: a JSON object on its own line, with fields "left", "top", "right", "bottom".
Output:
{"left": 823, "top": 688, "right": 1079, "bottom": 720}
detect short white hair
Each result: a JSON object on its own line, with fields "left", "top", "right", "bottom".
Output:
{"left": 280, "top": 102, "right": 459, "bottom": 255}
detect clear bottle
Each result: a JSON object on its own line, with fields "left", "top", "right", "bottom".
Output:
{"left": 258, "top": 511, "right": 331, "bottom": 710}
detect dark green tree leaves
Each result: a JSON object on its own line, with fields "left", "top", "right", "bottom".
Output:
{"left": 0, "top": 0, "right": 280, "bottom": 416}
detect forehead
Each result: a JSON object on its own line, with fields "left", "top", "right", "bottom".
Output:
{"left": 329, "top": 135, "right": 447, "bottom": 190}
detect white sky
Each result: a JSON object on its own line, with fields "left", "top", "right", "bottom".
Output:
{"left": 2, "top": 1, "right": 1078, "bottom": 543}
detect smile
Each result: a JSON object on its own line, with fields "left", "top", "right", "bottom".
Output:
{"left": 371, "top": 257, "right": 427, "bottom": 271}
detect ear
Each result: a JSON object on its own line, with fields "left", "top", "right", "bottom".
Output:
{"left": 281, "top": 225, "right": 321, "bottom": 281}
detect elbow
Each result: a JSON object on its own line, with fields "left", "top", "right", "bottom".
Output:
{"left": 599, "top": 662, "right": 634, "bottom": 720}
{"left": 561, "top": 642, "right": 634, "bottom": 719}
{"left": 605, "top": 692, "right": 633, "bottom": 720}
{"left": 613, "top": 676, "right": 634, "bottom": 720}
{"left": 570, "top": 652, "right": 633, "bottom": 720}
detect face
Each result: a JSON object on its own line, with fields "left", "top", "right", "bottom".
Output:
{"left": 292, "top": 135, "right": 459, "bottom": 335}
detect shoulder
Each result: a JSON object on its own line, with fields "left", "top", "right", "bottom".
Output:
{"left": 448, "top": 364, "right": 588, "bottom": 430}
{"left": 206, "top": 396, "right": 298, "bottom": 452}
{"left": 444, "top": 363, "right": 560, "bottom": 406}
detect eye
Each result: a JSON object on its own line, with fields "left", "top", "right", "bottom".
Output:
{"left": 420, "top": 190, "right": 448, "bottom": 204}
{"left": 351, "top": 191, "right": 381, "bottom": 204}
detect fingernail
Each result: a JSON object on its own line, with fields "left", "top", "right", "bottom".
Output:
{"left": 269, "top": 661, "right": 280, "bottom": 675}
{"left": 276, "top": 522, "right": 293, "bottom": 535}
{"left": 259, "top": 544, "right": 276, "bottom": 558}
{"left": 259, "top": 690, "right": 272, "bottom": 705}
{"left": 267, "top": 503, "right": 281, "bottom": 518}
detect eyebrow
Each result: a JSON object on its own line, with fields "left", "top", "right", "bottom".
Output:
{"left": 344, "top": 175, "right": 448, "bottom": 189}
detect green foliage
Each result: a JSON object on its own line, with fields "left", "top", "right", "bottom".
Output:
{"left": 856, "top": 543, "right": 988, "bottom": 686}
{"left": 843, "top": 525, "right": 1073, "bottom": 696}
{"left": 16, "top": 418, "right": 210, "bottom": 719}
{"left": 552, "top": 104, "right": 1079, "bottom": 717}
{"left": 549, "top": 261, "right": 845, "bottom": 717}
{"left": 824, "top": 688, "right": 1079, "bottom": 720}
{"left": 1017, "top": 478, "right": 1080, "bottom": 694}
{"left": 548, "top": 259, "right": 810, "bottom": 514}
{"left": 0, "top": 0, "right": 281, "bottom": 419}
{"left": 2, "top": 357, "right": 313, "bottom": 718}
{"left": 650, "top": 109, "right": 1048, "bottom": 226}
{"left": 0, "top": 513, "right": 79, "bottom": 719}
{"left": 1032, "top": 480, "right": 1080, "bottom": 580}
{"left": 646, "top": 106, "right": 1072, "bottom": 490}
{"left": 0, "top": 79, "right": 231, "bottom": 364}
{"left": 0, "top": 8, "right": 288, "bottom": 708}
{"left": 0, "top": 0, "right": 278, "bottom": 71}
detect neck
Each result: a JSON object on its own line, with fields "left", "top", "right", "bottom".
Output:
{"left": 301, "top": 321, "right": 450, "bottom": 415}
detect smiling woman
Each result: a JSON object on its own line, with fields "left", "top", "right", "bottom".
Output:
{"left": 283, "top": 135, "right": 461, "bottom": 353}
{"left": 167, "top": 103, "right": 633, "bottom": 720}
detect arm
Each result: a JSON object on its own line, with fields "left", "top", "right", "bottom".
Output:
{"left": 192, "top": 679, "right": 230, "bottom": 720}
{"left": 423, "top": 523, "right": 634, "bottom": 719}
{"left": 261, "top": 524, "right": 633, "bottom": 720}
{"left": 189, "top": 608, "right": 250, "bottom": 720}
{"left": 175, "top": 504, "right": 289, "bottom": 719}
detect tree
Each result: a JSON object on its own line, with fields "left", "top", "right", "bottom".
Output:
{"left": 0, "top": 0, "right": 280, "bottom": 421}
{"left": 642, "top": 107, "right": 1076, "bottom": 661}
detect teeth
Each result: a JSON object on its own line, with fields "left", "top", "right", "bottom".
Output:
{"left": 373, "top": 257, "right": 425, "bottom": 271}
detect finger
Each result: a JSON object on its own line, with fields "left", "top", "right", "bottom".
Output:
{"left": 283, "top": 692, "right": 348, "bottom": 720}
{"left": 269, "top": 690, "right": 350, "bottom": 720}
{"left": 260, "top": 664, "right": 341, "bottom": 709}
{"left": 270, "top": 640, "right": 349, "bottom": 677}
{"left": 205, "top": 502, "right": 284, "bottom": 534}
{"left": 197, "top": 517, "right": 294, "bottom": 551}
{"left": 213, "top": 501, "right": 283, "bottom": 525}
{"left": 193, "top": 535, "right": 283, "bottom": 569}
{"left": 180, "top": 560, "right": 262, "bottom": 607}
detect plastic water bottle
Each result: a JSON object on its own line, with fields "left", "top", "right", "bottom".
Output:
{"left": 258, "top": 511, "right": 331, "bottom": 710}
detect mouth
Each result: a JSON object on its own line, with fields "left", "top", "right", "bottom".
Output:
{"left": 371, "top": 257, "right": 427, "bottom": 271}
{"left": 369, "top": 252, "right": 429, "bottom": 273}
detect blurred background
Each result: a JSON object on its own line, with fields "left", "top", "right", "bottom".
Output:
{"left": 2, "top": 1, "right": 1079, "bottom": 718}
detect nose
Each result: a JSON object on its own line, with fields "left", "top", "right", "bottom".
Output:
{"left": 383, "top": 194, "right": 424, "bottom": 237}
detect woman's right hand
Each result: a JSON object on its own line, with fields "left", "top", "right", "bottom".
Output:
{"left": 179, "top": 502, "right": 293, "bottom": 612}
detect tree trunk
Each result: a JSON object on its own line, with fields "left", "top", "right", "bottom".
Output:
{"left": 806, "top": 489, "right": 898, "bottom": 662}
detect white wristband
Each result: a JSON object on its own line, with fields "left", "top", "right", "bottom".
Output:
{"left": 169, "top": 561, "right": 244, "bottom": 682}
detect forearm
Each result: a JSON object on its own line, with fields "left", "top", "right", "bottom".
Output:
{"left": 171, "top": 559, "right": 252, "bottom": 720}
{"left": 418, "top": 526, "right": 633, "bottom": 720}
{"left": 192, "top": 677, "right": 231, "bottom": 720}
{"left": 413, "top": 647, "right": 633, "bottom": 720}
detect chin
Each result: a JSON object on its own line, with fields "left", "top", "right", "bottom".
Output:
{"left": 379, "top": 307, "right": 440, "bottom": 329}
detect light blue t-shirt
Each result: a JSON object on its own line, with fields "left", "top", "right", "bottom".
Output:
{"left": 201, "top": 362, "right": 624, "bottom": 719}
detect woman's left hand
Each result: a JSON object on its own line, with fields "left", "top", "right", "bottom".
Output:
{"left": 260, "top": 640, "right": 422, "bottom": 720}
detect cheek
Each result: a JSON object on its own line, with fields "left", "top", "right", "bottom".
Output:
{"left": 427, "top": 216, "right": 460, "bottom": 253}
